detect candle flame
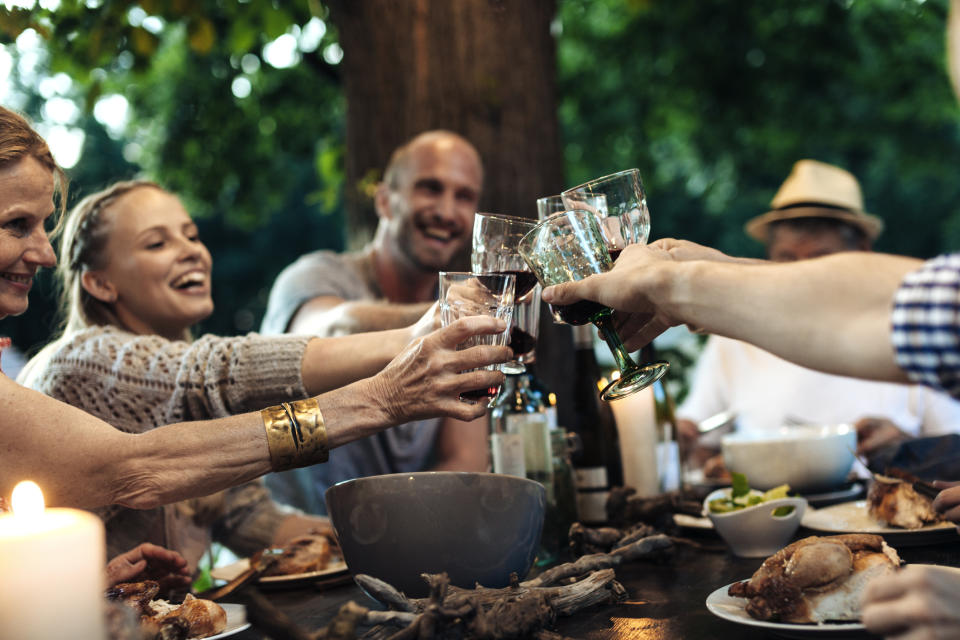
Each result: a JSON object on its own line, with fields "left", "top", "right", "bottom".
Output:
{"left": 11, "top": 481, "right": 44, "bottom": 519}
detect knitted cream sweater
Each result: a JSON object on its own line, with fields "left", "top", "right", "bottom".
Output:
{"left": 24, "top": 325, "right": 311, "bottom": 570}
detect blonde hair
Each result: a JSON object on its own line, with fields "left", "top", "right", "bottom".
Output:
{"left": 0, "top": 106, "right": 68, "bottom": 223}
{"left": 18, "top": 180, "right": 182, "bottom": 387}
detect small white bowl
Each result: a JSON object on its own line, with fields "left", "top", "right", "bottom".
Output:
{"left": 704, "top": 488, "right": 808, "bottom": 558}
{"left": 721, "top": 424, "right": 856, "bottom": 493}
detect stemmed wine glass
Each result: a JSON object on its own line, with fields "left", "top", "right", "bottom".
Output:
{"left": 561, "top": 168, "right": 650, "bottom": 262}
{"left": 536, "top": 194, "right": 607, "bottom": 324}
{"left": 471, "top": 213, "right": 539, "bottom": 373}
{"left": 518, "top": 209, "right": 668, "bottom": 401}
{"left": 537, "top": 193, "right": 607, "bottom": 222}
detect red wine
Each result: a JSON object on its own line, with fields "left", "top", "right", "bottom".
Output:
{"left": 609, "top": 249, "right": 622, "bottom": 262}
{"left": 475, "top": 274, "right": 514, "bottom": 294}
{"left": 552, "top": 299, "right": 609, "bottom": 325}
{"left": 460, "top": 386, "right": 500, "bottom": 401}
{"left": 508, "top": 326, "right": 537, "bottom": 357}
{"left": 487, "top": 270, "right": 538, "bottom": 298}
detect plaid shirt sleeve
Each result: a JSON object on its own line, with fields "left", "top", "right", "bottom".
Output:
{"left": 891, "top": 254, "right": 960, "bottom": 398}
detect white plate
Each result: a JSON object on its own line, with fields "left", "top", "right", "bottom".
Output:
{"left": 802, "top": 500, "right": 958, "bottom": 546}
{"left": 207, "top": 603, "right": 250, "bottom": 639}
{"left": 210, "top": 556, "right": 349, "bottom": 585}
{"left": 706, "top": 583, "right": 869, "bottom": 639}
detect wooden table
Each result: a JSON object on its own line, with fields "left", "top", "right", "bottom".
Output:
{"left": 228, "top": 529, "right": 960, "bottom": 639}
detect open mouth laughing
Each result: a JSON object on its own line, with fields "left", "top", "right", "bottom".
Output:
{"left": 0, "top": 272, "right": 33, "bottom": 291}
{"left": 170, "top": 270, "right": 209, "bottom": 293}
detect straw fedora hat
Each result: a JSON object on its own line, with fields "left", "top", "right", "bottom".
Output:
{"left": 745, "top": 159, "right": 884, "bottom": 242}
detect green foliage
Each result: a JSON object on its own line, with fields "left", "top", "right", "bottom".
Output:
{"left": 1, "top": 0, "right": 346, "bottom": 344}
{"left": 5, "top": 0, "right": 960, "bottom": 364}
{"left": 557, "top": 0, "right": 960, "bottom": 260}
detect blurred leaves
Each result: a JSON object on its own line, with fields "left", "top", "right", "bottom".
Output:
{"left": 557, "top": 0, "right": 960, "bottom": 260}
{"left": 5, "top": 0, "right": 960, "bottom": 356}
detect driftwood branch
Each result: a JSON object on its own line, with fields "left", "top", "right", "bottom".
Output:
{"left": 525, "top": 534, "right": 671, "bottom": 587}
{"left": 606, "top": 487, "right": 702, "bottom": 527}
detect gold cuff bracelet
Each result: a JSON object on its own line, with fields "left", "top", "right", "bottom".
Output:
{"left": 261, "top": 398, "right": 329, "bottom": 471}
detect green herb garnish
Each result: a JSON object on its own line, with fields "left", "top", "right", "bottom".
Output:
{"left": 708, "top": 474, "right": 795, "bottom": 515}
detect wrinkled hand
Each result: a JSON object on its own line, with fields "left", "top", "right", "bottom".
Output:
{"left": 372, "top": 315, "right": 512, "bottom": 423}
{"left": 105, "top": 543, "right": 192, "bottom": 591}
{"left": 862, "top": 564, "right": 960, "bottom": 638}
{"left": 855, "top": 417, "right": 910, "bottom": 456}
{"left": 932, "top": 481, "right": 960, "bottom": 525}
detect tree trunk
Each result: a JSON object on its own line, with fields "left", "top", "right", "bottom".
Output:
{"left": 328, "top": 0, "right": 575, "bottom": 429}
{"left": 327, "top": 0, "right": 564, "bottom": 239}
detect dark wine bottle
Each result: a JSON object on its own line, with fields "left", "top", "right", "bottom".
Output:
{"left": 570, "top": 325, "right": 623, "bottom": 525}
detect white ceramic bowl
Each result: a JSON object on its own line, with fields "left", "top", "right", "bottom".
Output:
{"left": 704, "top": 488, "right": 808, "bottom": 557}
{"left": 721, "top": 424, "right": 857, "bottom": 493}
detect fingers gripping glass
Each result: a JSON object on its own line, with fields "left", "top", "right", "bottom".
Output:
{"left": 438, "top": 271, "right": 516, "bottom": 406}
{"left": 518, "top": 210, "right": 668, "bottom": 401}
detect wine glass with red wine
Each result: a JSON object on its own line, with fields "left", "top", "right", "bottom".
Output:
{"left": 537, "top": 193, "right": 607, "bottom": 324}
{"left": 561, "top": 168, "right": 650, "bottom": 263}
{"left": 471, "top": 213, "right": 539, "bottom": 373}
{"left": 518, "top": 209, "right": 668, "bottom": 401}
{"left": 438, "top": 271, "right": 516, "bottom": 406}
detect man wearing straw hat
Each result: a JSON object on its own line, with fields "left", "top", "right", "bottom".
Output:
{"left": 677, "top": 160, "right": 960, "bottom": 460}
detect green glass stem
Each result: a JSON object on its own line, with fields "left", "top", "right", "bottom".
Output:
{"left": 593, "top": 312, "right": 641, "bottom": 377}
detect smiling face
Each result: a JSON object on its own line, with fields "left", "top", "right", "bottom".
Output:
{"left": 379, "top": 135, "right": 483, "bottom": 273}
{"left": 0, "top": 155, "right": 57, "bottom": 318}
{"left": 85, "top": 186, "right": 213, "bottom": 339}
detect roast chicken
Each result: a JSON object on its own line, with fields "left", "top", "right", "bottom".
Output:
{"left": 106, "top": 581, "right": 227, "bottom": 639}
{"left": 867, "top": 471, "right": 942, "bottom": 529}
{"left": 261, "top": 532, "right": 331, "bottom": 576}
{"left": 727, "top": 534, "right": 900, "bottom": 623}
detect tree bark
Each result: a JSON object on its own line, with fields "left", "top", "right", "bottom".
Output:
{"left": 328, "top": 0, "right": 575, "bottom": 429}
{"left": 327, "top": 0, "right": 563, "bottom": 239}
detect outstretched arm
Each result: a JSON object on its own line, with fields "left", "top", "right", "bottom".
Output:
{"left": 542, "top": 240, "right": 921, "bottom": 382}
{"left": 290, "top": 295, "right": 433, "bottom": 336}
{"left": 1, "top": 316, "right": 511, "bottom": 510}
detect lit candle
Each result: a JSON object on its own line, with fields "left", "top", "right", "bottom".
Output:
{"left": 0, "top": 481, "right": 106, "bottom": 640}
{"left": 610, "top": 386, "right": 661, "bottom": 497}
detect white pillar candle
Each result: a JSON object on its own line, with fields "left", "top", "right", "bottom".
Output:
{"left": 610, "top": 386, "right": 660, "bottom": 497}
{"left": 0, "top": 481, "right": 106, "bottom": 640}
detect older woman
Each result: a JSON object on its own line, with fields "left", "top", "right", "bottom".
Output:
{"left": 0, "top": 106, "right": 510, "bottom": 513}
{"left": 18, "top": 177, "right": 486, "bottom": 569}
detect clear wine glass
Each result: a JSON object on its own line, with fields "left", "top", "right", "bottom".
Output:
{"left": 538, "top": 193, "right": 607, "bottom": 222}
{"left": 471, "top": 213, "right": 539, "bottom": 373}
{"left": 438, "top": 271, "right": 516, "bottom": 406}
{"left": 518, "top": 209, "right": 668, "bottom": 401}
{"left": 561, "top": 168, "right": 650, "bottom": 261}
{"left": 537, "top": 194, "right": 607, "bottom": 324}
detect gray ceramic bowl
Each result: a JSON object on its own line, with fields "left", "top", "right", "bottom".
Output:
{"left": 325, "top": 471, "right": 545, "bottom": 597}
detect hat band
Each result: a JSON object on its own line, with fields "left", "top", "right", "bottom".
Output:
{"left": 775, "top": 202, "right": 858, "bottom": 213}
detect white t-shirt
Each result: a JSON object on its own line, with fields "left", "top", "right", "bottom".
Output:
{"left": 679, "top": 335, "right": 960, "bottom": 437}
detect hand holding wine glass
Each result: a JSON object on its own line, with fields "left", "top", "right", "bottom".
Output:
{"left": 438, "top": 271, "right": 516, "bottom": 405}
{"left": 519, "top": 210, "right": 668, "bottom": 401}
